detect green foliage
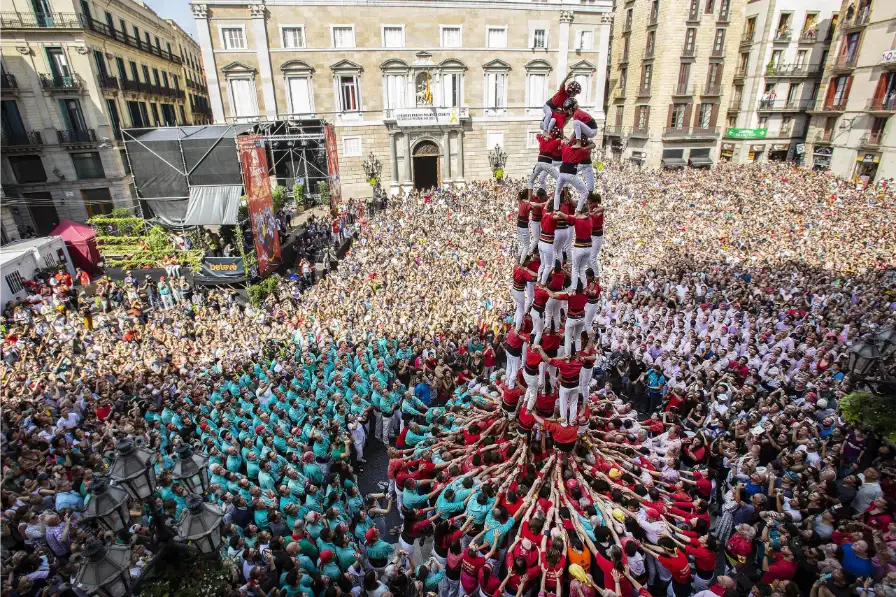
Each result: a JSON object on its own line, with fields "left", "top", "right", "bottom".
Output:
{"left": 494, "top": 168, "right": 505, "bottom": 180}
{"left": 110, "top": 207, "right": 132, "bottom": 218}
{"left": 104, "top": 249, "right": 203, "bottom": 270}
{"left": 247, "top": 275, "right": 280, "bottom": 307}
{"left": 238, "top": 195, "right": 249, "bottom": 223}
{"left": 136, "top": 557, "right": 237, "bottom": 597}
{"left": 840, "top": 390, "right": 896, "bottom": 442}
{"left": 147, "top": 226, "right": 171, "bottom": 252}
{"left": 234, "top": 223, "right": 256, "bottom": 272}
{"left": 318, "top": 181, "right": 330, "bottom": 203}
{"left": 293, "top": 183, "right": 305, "bottom": 205}
{"left": 87, "top": 216, "right": 147, "bottom": 237}
{"left": 271, "top": 185, "right": 287, "bottom": 212}
{"left": 368, "top": 176, "right": 378, "bottom": 187}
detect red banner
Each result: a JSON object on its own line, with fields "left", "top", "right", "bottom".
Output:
{"left": 237, "top": 134, "right": 281, "bottom": 275}
{"left": 324, "top": 124, "right": 341, "bottom": 216}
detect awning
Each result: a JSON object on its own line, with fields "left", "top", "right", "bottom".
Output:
{"left": 688, "top": 157, "right": 714, "bottom": 167}
{"left": 662, "top": 158, "right": 687, "bottom": 169}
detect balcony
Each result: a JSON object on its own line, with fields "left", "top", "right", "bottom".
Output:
{"left": 1, "top": 72, "right": 17, "bottom": 94}
{"left": 672, "top": 85, "right": 696, "bottom": 97}
{"left": 0, "top": 131, "right": 43, "bottom": 151}
{"left": 613, "top": 88, "right": 626, "bottom": 100}
{"left": 867, "top": 97, "right": 896, "bottom": 112}
{"left": 831, "top": 54, "right": 858, "bottom": 71}
{"left": 630, "top": 126, "right": 650, "bottom": 138}
{"left": 647, "top": 12, "right": 659, "bottom": 26}
{"left": 0, "top": 11, "right": 81, "bottom": 28}
{"left": 39, "top": 73, "right": 83, "bottom": 92}
{"left": 859, "top": 132, "right": 882, "bottom": 147}
{"left": 619, "top": 54, "right": 629, "bottom": 65}
{"left": 773, "top": 28, "right": 792, "bottom": 43}
{"left": 841, "top": 9, "right": 870, "bottom": 31}
{"left": 814, "top": 131, "right": 833, "bottom": 144}
{"left": 711, "top": 47, "right": 725, "bottom": 58}
{"left": 740, "top": 33, "right": 755, "bottom": 48}
{"left": 681, "top": 45, "right": 697, "bottom": 58}
{"left": 734, "top": 67, "right": 747, "bottom": 79}
{"left": 703, "top": 84, "right": 722, "bottom": 96}
{"left": 82, "top": 17, "right": 182, "bottom": 65}
{"left": 820, "top": 101, "right": 847, "bottom": 113}
{"left": 57, "top": 128, "right": 97, "bottom": 146}
{"left": 765, "top": 63, "right": 823, "bottom": 78}
{"left": 637, "top": 87, "right": 651, "bottom": 98}
{"left": 798, "top": 29, "right": 819, "bottom": 44}
{"left": 757, "top": 99, "right": 813, "bottom": 112}
{"left": 718, "top": 11, "right": 731, "bottom": 24}
{"left": 644, "top": 48, "right": 655, "bottom": 60}
{"left": 728, "top": 97, "right": 742, "bottom": 111}
{"left": 686, "top": 11, "right": 700, "bottom": 23}
{"left": 663, "top": 126, "right": 720, "bottom": 139}
{"left": 622, "top": 20, "right": 632, "bottom": 33}
{"left": 98, "top": 74, "right": 118, "bottom": 91}
{"left": 604, "top": 126, "right": 626, "bottom": 137}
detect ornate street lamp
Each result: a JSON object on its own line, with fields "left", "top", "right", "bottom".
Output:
{"left": 171, "top": 444, "right": 210, "bottom": 496}
{"left": 178, "top": 496, "right": 224, "bottom": 555}
{"left": 74, "top": 541, "right": 132, "bottom": 597}
{"left": 488, "top": 144, "right": 508, "bottom": 180}
{"left": 875, "top": 327, "right": 896, "bottom": 359}
{"left": 83, "top": 477, "right": 131, "bottom": 534}
{"left": 362, "top": 152, "right": 383, "bottom": 187}
{"left": 848, "top": 340, "right": 882, "bottom": 377}
{"left": 109, "top": 438, "right": 157, "bottom": 501}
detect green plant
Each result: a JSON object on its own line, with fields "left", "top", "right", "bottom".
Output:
{"left": 87, "top": 216, "right": 147, "bottom": 237}
{"left": 234, "top": 223, "right": 256, "bottom": 273}
{"left": 271, "top": 185, "right": 287, "bottom": 212}
{"left": 293, "top": 182, "right": 305, "bottom": 205}
{"left": 247, "top": 275, "right": 280, "bottom": 306}
{"left": 840, "top": 390, "right": 896, "bottom": 442}
{"left": 110, "top": 207, "right": 132, "bottom": 218}
{"left": 136, "top": 557, "right": 237, "bottom": 597}
{"left": 494, "top": 168, "right": 504, "bottom": 180}
{"left": 318, "top": 181, "right": 330, "bottom": 203}
{"left": 238, "top": 195, "right": 249, "bottom": 224}
{"left": 147, "top": 225, "right": 171, "bottom": 252}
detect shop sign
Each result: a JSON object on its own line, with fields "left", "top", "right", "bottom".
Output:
{"left": 771, "top": 143, "right": 789, "bottom": 151}
{"left": 721, "top": 143, "right": 735, "bottom": 151}
{"left": 813, "top": 147, "right": 833, "bottom": 157}
{"left": 726, "top": 127, "right": 768, "bottom": 139}
{"left": 795, "top": 144, "right": 805, "bottom": 155}
{"left": 750, "top": 144, "right": 765, "bottom": 152}
{"left": 859, "top": 153, "right": 880, "bottom": 164}
{"left": 882, "top": 49, "right": 896, "bottom": 65}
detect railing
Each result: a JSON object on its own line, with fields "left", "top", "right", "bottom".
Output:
{"left": 637, "top": 87, "right": 651, "bottom": 97}
{"left": 682, "top": 45, "right": 697, "bottom": 57}
{"left": 821, "top": 101, "right": 847, "bottom": 112}
{"left": 98, "top": 74, "right": 118, "bottom": 90}
{"left": 686, "top": 11, "right": 700, "bottom": 23}
{"left": 815, "top": 131, "right": 833, "bottom": 143}
{"left": 757, "top": 99, "right": 813, "bottom": 111}
{"left": 663, "top": 126, "right": 720, "bottom": 138}
{"left": 841, "top": 10, "right": 870, "bottom": 29}
{"left": 740, "top": 33, "right": 754, "bottom": 46}
{"left": 774, "top": 28, "right": 792, "bottom": 42}
{"left": 39, "top": 73, "right": 82, "bottom": 91}
{"left": 672, "top": 85, "right": 695, "bottom": 96}
{"left": 82, "top": 16, "right": 182, "bottom": 65}
{"left": 860, "top": 132, "right": 882, "bottom": 146}
{"left": 622, "top": 20, "right": 632, "bottom": 33}
{"left": 734, "top": 67, "right": 747, "bottom": 78}
{"left": 630, "top": 125, "right": 649, "bottom": 137}
{"left": 0, "top": 11, "right": 81, "bottom": 28}
{"left": 648, "top": 12, "right": 659, "bottom": 26}
{"left": 1, "top": 73, "right": 18, "bottom": 90}
{"left": 619, "top": 53, "right": 629, "bottom": 64}
{"left": 867, "top": 97, "right": 896, "bottom": 111}
{"left": 604, "top": 126, "right": 626, "bottom": 136}
{"left": 728, "top": 97, "right": 742, "bottom": 110}
{"left": 57, "top": 128, "right": 96, "bottom": 144}
{"left": 644, "top": 47, "right": 655, "bottom": 59}
{"left": 0, "top": 130, "right": 43, "bottom": 147}
{"left": 711, "top": 46, "right": 725, "bottom": 58}
{"left": 799, "top": 29, "right": 819, "bottom": 43}
{"left": 703, "top": 84, "right": 722, "bottom": 96}
{"left": 613, "top": 88, "right": 626, "bottom": 99}
{"left": 765, "top": 64, "right": 822, "bottom": 77}
{"left": 718, "top": 11, "right": 730, "bottom": 23}
{"left": 691, "top": 126, "right": 721, "bottom": 137}
{"left": 832, "top": 54, "right": 858, "bottom": 69}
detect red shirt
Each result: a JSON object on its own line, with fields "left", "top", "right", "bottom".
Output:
{"left": 541, "top": 332, "right": 562, "bottom": 355}
{"left": 535, "top": 390, "right": 558, "bottom": 415}
{"left": 573, "top": 108, "right": 596, "bottom": 126}
{"left": 540, "top": 212, "right": 558, "bottom": 240}
{"left": 533, "top": 286, "right": 550, "bottom": 311}
{"left": 550, "top": 86, "right": 569, "bottom": 108}
{"left": 594, "top": 552, "right": 633, "bottom": 597}
{"left": 549, "top": 357, "right": 585, "bottom": 387}
{"left": 687, "top": 538, "right": 716, "bottom": 572}
{"left": 517, "top": 406, "right": 536, "bottom": 432}
{"left": 531, "top": 201, "right": 545, "bottom": 222}
{"left": 512, "top": 265, "right": 536, "bottom": 291}
{"left": 541, "top": 551, "right": 566, "bottom": 589}
{"left": 658, "top": 550, "right": 691, "bottom": 584}
{"left": 517, "top": 201, "right": 531, "bottom": 227}
{"left": 538, "top": 136, "right": 562, "bottom": 160}
{"left": 500, "top": 384, "right": 523, "bottom": 409}
{"left": 591, "top": 210, "right": 604, "bottom": 235}
{"left": 560, "top": 144, "right": 591, "bottom": 166}
{"left": 760, "top": 553, "right": 797, "bottom": 584}
{"left": 543, "top": 420, "right": 577, "bottom": 445}
{"left": 553, "top": 292, "right": 588, "bottom": 318}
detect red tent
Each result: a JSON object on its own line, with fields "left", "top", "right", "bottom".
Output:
{"left": 50, "top": 220, "right": 101, "bottom": 274}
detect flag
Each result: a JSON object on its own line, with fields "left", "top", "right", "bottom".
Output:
{"left": 425, "top": 72, "right": 433, "bottom": 105}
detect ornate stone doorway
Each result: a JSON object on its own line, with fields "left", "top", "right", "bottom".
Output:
{"left": 412, "top": 140, "right": 440, "bottom": 190}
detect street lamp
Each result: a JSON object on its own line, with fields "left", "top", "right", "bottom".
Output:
{"left": 109, "top": 438, "right": 157, "bottom": 501}
{"left": 848, "top": 340, "right": 881, "bottom": 377}
{"left": 875, "top": 327, "right": 896, "bottom": 359}
{"left": 488, "top": 144, "right": 508, "bottom": 179}
{"left": 362, "top": 152, "right": 382, "bottom": 187}
{"left": 83, "top": 477, "right": 131, "bottom": 534}
{"left": 177, "top": 496, "right": 224, "bottom": 555}
{"left": 171, "top": 444, "right": 210, "bottom": 496}
{"left": 75, "top": 541, "right": 132, "bottom": 597}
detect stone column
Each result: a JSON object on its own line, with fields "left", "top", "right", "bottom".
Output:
{"left": 593, "top": 14, "right": 612, "bottom": 122}
{"left": 190, "top": 4, "right": 226, "bottom": 122}
{"left": 556, "top": 11, "right": 574, "bottom": 87}
{"left": 456, "top": 129, "right": 465, "bottom": 183}
{"left": 403, "top": 132, "right": 412, "bottom": 187}
{"left": 441, "top": 131, "right": 451, "bottom": 181}
{"left": 389, "top": 132, "right": 400, "bottom": 193}
{"left": 250, "top": 3, "right": 277, "bottom": 120}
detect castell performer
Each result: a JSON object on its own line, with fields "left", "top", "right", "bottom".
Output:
{"left": 589, "top": 193, "right": 604, "bottom": 273}
{"left": 568, "top": 205, "right": 593, "bottom": 292}
{"left": 528, "top": 127, "right": 562, "bottom": 194}
{"left": 565, "top": 99, "right": 599, "bottom": 193}
{"left": 515, "top": 190, "right": 531, "bottom": 264}
{"left": 541, "top": 71, "right": 580, "bottom": 132}
{"left": 553, "top": 133, "right": 593, "bottom": 211}
{"left": 528, "top": 190, "right": 547, "bottom": 254}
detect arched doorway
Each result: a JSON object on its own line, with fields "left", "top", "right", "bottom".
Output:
{"left": 412, "top": 140, "right": 440, "bottom": 190}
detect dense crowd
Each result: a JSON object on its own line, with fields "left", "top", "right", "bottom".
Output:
{"left": 0, "top": 161, "right": 895, "bottom": 597}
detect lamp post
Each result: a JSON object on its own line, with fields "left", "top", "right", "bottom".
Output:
{"left": 177, "top": 496, "right": 224, "bottom": 556}
{"left": 109, "top": 438, "right": 157, "bottom": 501}
{"left": 75, "top": 541, "right": 133, "bottom": 597}
{"left": 362, "top": 152, "right": 382, "bottom": 187}
{"left": 488, "top": 144, "right": 508, "bottom": 180}
{"left": 171, "top": 444, "right": 210, "bottom": 496}
{"left": 846, "top": 327, "right": 896, "bottom": 393}
{"left": 83, "top": 477, "right": 131, "bottom": 534}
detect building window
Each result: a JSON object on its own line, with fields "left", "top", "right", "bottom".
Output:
{"left": 526, "top": 130, "right": 539, "bottom": 148}
{"left": 228, "top": 78, "right": 259, "bottom": 120}
{"left": 640, "top": 64, "right": 652, "bottom": 94}
{"left": 287, "top": 76, "right": 314, "bottom": 114}
{"left": 383, "top": 74, "right": 406, "bottom": 109}
{"left": 532, "top": 28, "right": 547, "bottom": 49}
{"left": 713, "top": 28, "right": 726, "bottom": 54}
{"left": 441, "top": 72, "right": 463, "bottom": 107}
{"left": 150, "top": 103, "right": 160, "bottom": 126}
{"left": 5, "top": 270, "right": 25, "bottom": 294}
{"left": 619, "top": 68, "right": 627, "bottom": 92}
{"left": 485, "top": 26, "right": 507, "bottom": 49}
{"left": 573, "top": 73, "right": 591, "bottom": 106}
{"left": 382, "top": 25, "right": 404, "bottom": 48}
{"left": 527, "top": 72, "right": 548, "bottom": 110}
{"left": 71, "top": 152, "right": 105, "bottom": 179}
{"left": 651, "top": 1, "right": 660, "bottom": 21}
{"left": 645, "top": 31, "right": 656, "bottom": 56}
{"left": 671, "top": 104, "right": 687, "bottom": 129}
{"left": 484, "top": 71, "right": 508, "bottom": 113}
{"left": 705, "top": 0, "right": 715, "bottom": 13}
{"left": 577, "top": 29, "right": 594, "bottom": 50}
{"left": 8, "top": 155, "right": 47, "bottom": 183}
{"left": 343, "top": 136, "right": 362, "bottom": 157}
{"left": 487, "top": 131, "right": 504, "bottom": 149}
{"left": 332, "top": 26, "right": 355, "bottom": 48}
{"left": 614, "top": 106, "right": 624, "bottom": 127}
{"left": 697, "top": 103, "right": 712, "bottom": 128}
{"left": 337, "top": 75, "right": 360, "bottom": 111}
{"left": 220, "top": 26, "right": 246, "bottom": 50}
{"left": 120, "top": 149, "right": 130, "bottom": 174}
{"left": 684, "top": 28, "right": 696, "bottom": 53}
{"left": 441, "top": 26, "right": 462, "bottom": 48}
{"left": 282, "top": 26, "right": 306, "bottom": 48}
{"left": 636, "top": 105, "right": 650, "bottom": 129}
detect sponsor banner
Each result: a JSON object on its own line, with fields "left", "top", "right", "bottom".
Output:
{"left": 237, "top": 134, "right": 281, "bottom": 275}
{"left": 200, "top": 256, "right": 245, "bottom": 278}
{"left": 324, "top": 124, "right": 342, "bottom": 216}
{"left": 726, "top": 127, "right": 768, "bottom": 139}
{"left": 390, "top": 107, "right": 462, "bottom": 126}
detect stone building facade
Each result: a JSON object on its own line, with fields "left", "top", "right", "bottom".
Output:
{"left": 190, "top": 0, "right": 612, "bottom": 197}
{"left": 0, "top": 0, "right": 209, "bottom": 235}
{"left": 604, "top": 0, "right": 748, "bottom": 168}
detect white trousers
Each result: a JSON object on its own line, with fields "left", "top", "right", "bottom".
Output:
{"left": 516, "top": 226, "right": 530, "bottom": 263}
{"left": 523, "top": 370, "right": 540, "bottom": 409}
{"left": 564, "top": 316, "right": 585, "bottom": 355}
{"left": 571, "top": 246, "right": 592, "bottom": 291}
{"left": 579, "top": 366, "right": 593, "bottom": 402}
{"left": 577, "top": 162, "right": 595, "bottom": 194}
{"left": 529, "top": 221, "right": 541, "bottom": 253}
{"left": 541, "top": 105, "right": 555, "bottom": 131}
{"left": 558, "top": 385, "right": 579, "bottom": 424}
{"left": 511, "top": 288, "right": 526, "bottom": 330}
{"left": 525, "top": 281, "right": 534, "bottom": 311}
{"left": 554, "top": 172, "right": 587, "bottom": 210}
{"left": 545, "top": 298, "right": 562, "bottom": 331}
{"left": 531, "top": 309, "right": 545, "bottom": 342}
{"left": 590, "top": 235, "right": 604, "bottom": 272}
{"left": 584, "top": 302, "right": 599, "bottom": 333}
{"left": 554, "top": 228, "right": 572, "bottom": 264}
{"left": 537, "top": 241, "right": 555, "bottom": 283}
{"left": 528, "top": 162, "right": 559, "bottom": 190}
{"left": 506, "top": 353, "right": 521, "bottom": 388}
{"left": 573, "top": 119, "right": 597, "bottom": 140}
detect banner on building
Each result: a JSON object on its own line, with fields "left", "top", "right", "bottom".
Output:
{"left": 237, "top": 134, "right": 281, "bottom": 276}
{"left": 200, "top": 256, "right": 246, "bottom": 279}
{"left": 324, "top": 124, "right": 342, "bottom": 216}
{"left": 726, "top": 127, "right": 768, "bottom": 139}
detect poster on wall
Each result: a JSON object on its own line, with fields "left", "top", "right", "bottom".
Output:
{"left": 324, "top": 124, "right": 342, "bottom": 216}
{"left": 237, "top": 134, "right": 281, "bottom": 276}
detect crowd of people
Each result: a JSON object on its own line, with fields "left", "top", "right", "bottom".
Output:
{"left": 0, "top": 156, "right": 895, "bottom": 597}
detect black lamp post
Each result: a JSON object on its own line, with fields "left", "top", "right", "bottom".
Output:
{"left": 177, "top": 496, "right": 224, "bottom": 555}
{"left": 847, "top": 327, "right": 896, "bottom": 393}
{"left": 109, "top": 438, "right": 157, "bottom": 501}
{"left": 75, "top": 541, "right": 132, "bottom": 597}
{"left": 171, "top": 444, "right": 210, "bottom": 496}
{"left": 848, "top": 340, "right": 881, "bottom": 377}
{"left": 83, "top": 477, "right": 131, "bottom": 534}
